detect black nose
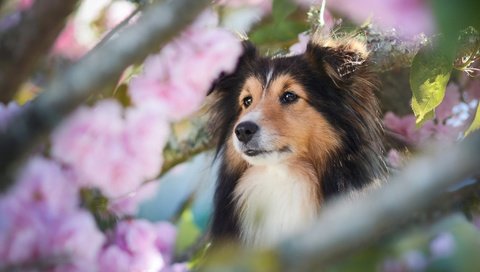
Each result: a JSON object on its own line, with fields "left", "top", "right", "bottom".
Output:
{"left": 235, "top": 121, "right": 259, "bottom": 143}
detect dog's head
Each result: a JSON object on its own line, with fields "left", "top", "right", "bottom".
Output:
{"left": 208, "top": 35, "right": 381, "bottom": 170}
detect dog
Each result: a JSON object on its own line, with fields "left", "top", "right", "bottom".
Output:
{"left": 207, "top": 34, "right": 388, "bottom": 248}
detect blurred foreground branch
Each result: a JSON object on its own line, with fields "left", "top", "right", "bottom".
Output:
{"left": 0, "top": 0, "right": 210, "bottom": 192}
{"left": 202, "top": 132, "right": 480, "bottom": 271}
{"left": 0, "top": 0, "right": 79, "bottom": 103}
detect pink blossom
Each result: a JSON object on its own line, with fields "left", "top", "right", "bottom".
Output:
{"left": 435, "top": 83, "right": 461, "bottom": 122}
{"left": 384, "top": 83, "right": 473, "bottom": 146}
{"left": 1, "top": 157, "right": 78, "bottom": 219}
{"left": 289, "top": 32, "right": 311, "bottom": 55}
{"left": 435, "top": 82, "right": 474, "bottom": 137}
{"left": 383, "top": 111, "right": 467, "bottom": 145}
{"left": 51, "top": 100, "right": 170, "bottom": 198}
{"left": 51, "top": 211, "right": 106, "bottom": 271}
{"left": 128, "top": 11, "right": 242, "bottom": 121}
{"left": 18, "top": 0, "right": 34, "bottom": 9}
{"left": 327, "top": 0, "right": 434, "bottom": 38}
{"left": 430, "top": 232, "right": 456, "bottom": 258}
{"left": 386, "top": 149, "right": 404, "bottom": 168}
{"left": 155, "top": 222, "right": 177, "bottom": 264}
{"left": 0, "top": 205, "right": 47, "bottom": 264}
{"left": 465, "top": 77, "right": 480, "bottom": 102}
{"left": 383, "top": 112, "right": 435, "bottom": 145}
{"left": 98, "top": 220, "right": 179, "bottom": 272}
{"left": 0, "top": 157, "right": 104, "bottom": 270}
{"left": 52, "top": 22, "right": 88, "bottom": 59}
{"left": 98, "top": 245, "right": 132, "bottom": 272}
{"left": 289, "top": 9, "right": 335, "bottom": 55}
{"left": 473, "top": 214, "right": 480, "bottom": 230}
{"left": 53, "top": 0, "right": 136, "bottom": 59}
{"left": 188, "top": 9, "right": 220, "bottom": 30}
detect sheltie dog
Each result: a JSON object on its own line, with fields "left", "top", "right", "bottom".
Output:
{"left": 207, "top": 34, "right": 388, "bottom": 248}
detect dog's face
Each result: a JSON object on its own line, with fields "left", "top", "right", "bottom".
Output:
{"left": 210, "top": 39, "right": 379, "bottom": 169}
{"left": 232, "top": 71, "right": 339, "bottom": 166}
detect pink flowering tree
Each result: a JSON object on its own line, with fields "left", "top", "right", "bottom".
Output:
{"left": 0, "top": 0, "right": 480, "bottom": 271}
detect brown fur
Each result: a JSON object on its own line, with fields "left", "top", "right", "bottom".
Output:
{"left": 208, "top": 34, "right": 388, "bottom": 245}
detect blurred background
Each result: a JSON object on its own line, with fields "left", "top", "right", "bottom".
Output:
{"left": 1, "top": 0, "right": 480, "bottom": 271}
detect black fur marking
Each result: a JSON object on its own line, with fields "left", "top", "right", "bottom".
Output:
{"left": 208, "top": 39, "right": 388, "bottom": 242}
{"left": 210, "top": 160, "right": 242, "bottom": 240}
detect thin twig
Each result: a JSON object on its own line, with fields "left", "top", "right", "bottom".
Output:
{"left": 160, "top": 116, "right": 214, "bottom": 176}
{"left": 86, "top": 3, "right": 144, "bottom": 56}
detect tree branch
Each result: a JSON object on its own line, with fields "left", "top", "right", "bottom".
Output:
{"left": 0, "top": 0, "right": 210, "bottom": 192}
{"left": 365, "top": 27, "right": 428, "bottom": 72}
{"left": 0, "top": 0, "right": 80, "bottom": 103}
{"left": 201, "top": 132, "right": 480, "bottom": 271}
{"left": 160, "top": 116, "right": 214, "bottom": 176}
{"left": 278, "top": 132, "right": 480, "bottom": 271}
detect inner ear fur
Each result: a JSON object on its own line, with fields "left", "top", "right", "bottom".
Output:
{"left": 304, "top": 36, "right": 370, "bottom": 86}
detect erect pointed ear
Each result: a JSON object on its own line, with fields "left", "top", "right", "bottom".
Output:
{"left": 207, "top": 40, "right": 258, "bottom": 95}
{"left": 304, "top": 36, "right": 369, "bottom": 86}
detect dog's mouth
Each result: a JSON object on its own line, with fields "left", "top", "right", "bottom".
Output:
{"left": 244, "top": 146, "right": 291, "bottom": 157}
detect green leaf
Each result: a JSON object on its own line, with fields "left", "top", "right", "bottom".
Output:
{"left": 175, "top": 210, "right": 201, "bottom": 255}
{"left": 114, "top": 83, "right": 132, "bottom": 107}
{"left": 432, "top": 0, "right": 480, "bottom": 56}
{"left": 465, "top": 103, "right": 480, "bottom": 135}
{"left": 250, "top": 21, "right": 307, "bottom": 45}
{"left": 272, "top": 0, "right": 296, "bottom": 21}
{"left": 250, "top": 0, "right": 306, "bottom": 47}
{"left": 410, "top": 45, "right": 453, "bottom": 126}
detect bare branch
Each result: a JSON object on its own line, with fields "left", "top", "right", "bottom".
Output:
{"left": 365, "top": 27, "right": 428, "bottom": 72}
{"left": 0, "top": 0, "right": 210, "bottom": 192}
{"left": 0, "top": 0, "right": 80, "bottom": 103}
{"left": 160, "top": 116, "right": 214, "bottom": 176}
{"left": 279, "top": 132, "right": 480, "bottom": 271}
{"left": 201, "top": 132, "right": 480, "bottom": 271}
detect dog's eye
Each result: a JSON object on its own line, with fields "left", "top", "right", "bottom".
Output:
{"left": 280, "top": 91, "right": 298, "bottom": 104}
{"left": 242, "top": 96, "right": 253, "bottom": 108}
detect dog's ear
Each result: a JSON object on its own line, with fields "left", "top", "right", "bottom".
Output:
{"left": 207, "top": 40, "right": 258, "bottom": 95}
{"left": 304, "top": 36, "right": 369, "bottom": 86}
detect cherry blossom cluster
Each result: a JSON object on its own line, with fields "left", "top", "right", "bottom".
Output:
{"left": 384, "top": 78, "right": 480, "bottom": 168}
{"left": 128, "top": 10, "right": 242, "bottom": 121}
{"left": 384, "top": 80, "right": 480, "bottom": 147}
{"left": 0, "top": 4, "right": 242, "bottom": 271}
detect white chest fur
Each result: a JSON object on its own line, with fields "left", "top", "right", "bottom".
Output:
{"left": 233, "top": 164, "right": 319, "bottom": 248}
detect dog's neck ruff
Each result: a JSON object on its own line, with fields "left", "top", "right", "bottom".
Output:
{"left": 233, "top": 163, "right": 319, "bottom": 247}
